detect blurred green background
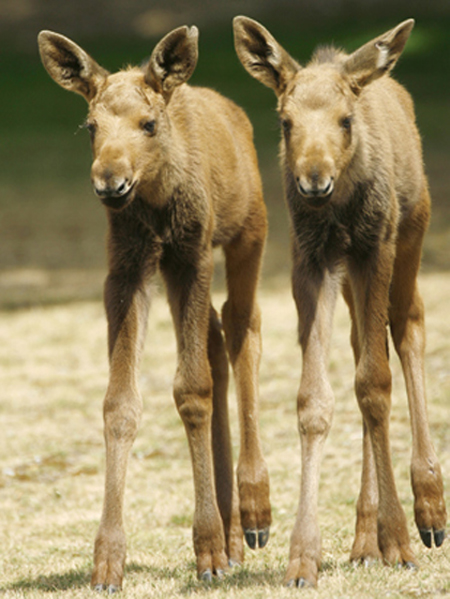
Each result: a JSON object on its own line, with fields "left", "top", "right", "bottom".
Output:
{"left": 1, "top": 0, "right": 449, "bottom": 307}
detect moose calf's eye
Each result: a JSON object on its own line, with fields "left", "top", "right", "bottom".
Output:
{"left": 142, "top": 119, "right": 156, "bottom": 135}
{"left": 341, "top": 116, "right": 353, "bottom": 131}
{"left": 84, "top": 121, "right": 97, "bottom": 141}
{"left": 281, "top": 118, "right": 292, "bottom": 134}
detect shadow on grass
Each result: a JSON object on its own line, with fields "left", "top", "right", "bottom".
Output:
{"left": 126, "top": 560, "right": 287, "bottom": 593}
{"left": 1, "top": 567, "right": 91, "bottom": 593}
{"left": 0, "top": 559, "right": 338, "bottom": 593}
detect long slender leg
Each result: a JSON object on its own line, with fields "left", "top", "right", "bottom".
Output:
{"left": 342, "top": 279, "right": 381, "bottom": 563}
{"left": 221, "top": 213, "right": 271, "bottom": 551}
{"left": 389, "top": 192, "right": 446, "bottom": 548}
{"left": 208, "top": 305, "right": 243, "bottom": 565}
{"left": 284, "top": 259, "right": 339, "bottom": 588}
{"left": 348, "top": 240, "right": 416, "bottom": 568}
{"left": 92, "top": 215, "right": 156, "bottom": 592}
{"left": 162, "top": 249, "right": 228, "bottom": 580}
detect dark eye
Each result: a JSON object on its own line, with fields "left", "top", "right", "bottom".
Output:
{"left": 341, "top": 116, "right": 353, "bottom": 131}
{"left": 281, "top": 118, "right": 292, "bottom": 133}
{"left": 142, "top": 119, "right": 156, "bottom": 136}
{"left": 84, "top": 121, "right": 97, "bottom": 141}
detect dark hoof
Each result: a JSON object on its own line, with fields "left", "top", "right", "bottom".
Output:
{"left": 94, "top": 585, "right": 105, "bottom": 592}
{"left": 298, "top": 577, "right": 314, "bottom": 588}
{"left": 244, "top": 529, "right": 257, "bottom": 550}
{"left": 434, "top": 529, "right": 446, "bottom": 547}
{"left": 228, "top": 558, "right": 242, "bottom": 568}
{"left": 420, "top": 529, "right": 432, "bottom": 548}
{"left": 200, "top": 569, "right": 212, "bottom": 583}
{"left": 404, "top": 561, "right": 418, "bottom": 571}
{"left": 258, "top": 528, "right": 270, "bottom": 548}
{"left": 285, "top": 578, "right": 296, "bottom": 588}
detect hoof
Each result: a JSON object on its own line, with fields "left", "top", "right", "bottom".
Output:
{"left": 107, "top": 585, "right": 119, "bottom": 594}
{"left": 420, "top": 528, "right": 446, "bottom": 548}
{"left": 285, "top": 577, "right": 315, "bottom": 589}
{"left": 420, "top": 529, "right": 432, "bottom": 548}
{"left": 435, "top": 529, "right": 446, "bottom": 547}
{"left": 244, "top": 527, "right": 270, "bottom": 550}
{"left": 244, "top": 529, "right": 257, "bottom": 550}
{"left": 200, "top": 569, "right": 212, "bottom": 583}
{"left": 258, "top": 528, "right": 270, "bottom": 548}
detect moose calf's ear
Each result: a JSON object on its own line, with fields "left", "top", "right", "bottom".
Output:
{"left": 38, "top": 31, "right": 108, "bottom": 101}
{"left": 145, "top": 26, "right": 199, "bottom": 100}
{"left": 343, "top": 19, "right": 415, "bottom": 91}
{"left": 233, "top": 16, "right": 299, "bottom": 96}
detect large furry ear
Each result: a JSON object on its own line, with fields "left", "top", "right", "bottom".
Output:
{"left": 233, "top": 16, "right": 300, "bottom": 96}
{"left": 343, "top": 19, "right": 414, "bottom": 90}
{"left": 38, "top": 30, "right": 108, "bottom": 101}
{"left": 144, "top": 26, "right": 198, "bottom": 101}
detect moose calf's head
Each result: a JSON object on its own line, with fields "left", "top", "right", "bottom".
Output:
{"left": 233, "top": 17, "right": 414, "bottom": 208}
{"left": 38, "top": 26, "right": 199, "bottom": 210}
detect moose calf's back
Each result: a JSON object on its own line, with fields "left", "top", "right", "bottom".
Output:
{"left": 356, "top": 77, "right": 426, "bottom": 217}
{"left": 167, "top": 84, "right": 264, "bottom": 244}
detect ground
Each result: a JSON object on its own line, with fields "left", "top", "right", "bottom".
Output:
{"left": 1, "top": 273, "right": 449, "bottom": 598}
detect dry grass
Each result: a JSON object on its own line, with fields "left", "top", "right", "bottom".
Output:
{"left": 1, "top": 273, "right": 450, "bottom": 598}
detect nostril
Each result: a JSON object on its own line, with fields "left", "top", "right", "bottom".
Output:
{"left": 94, "top": 184, "right": 107, "bottom": 198}
{"left": 116, "top": 179, "right": 129, "bottom": 196}
{"left": 93, "top": 178, "right": 132, "bottom": 198}
{"left": 322, "top": 177, "right": 334, "bottom": 195}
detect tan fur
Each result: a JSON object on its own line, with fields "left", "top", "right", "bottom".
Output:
{"left": 234, "top": 16, "right": 446, "bottom": 588}
{"left": 38, "top": 26, "right": 271, "bottom": 591}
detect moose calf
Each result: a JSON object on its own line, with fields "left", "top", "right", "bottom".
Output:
{"left": 234, "top": 17, "right": 446, "bottom": 587}
{"left": 38, "top": 26, "right": 271, "bottom": 591}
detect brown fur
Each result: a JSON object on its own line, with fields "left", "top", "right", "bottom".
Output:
{"left": 234, "top": 16, "right": 446, "bottom": 587}
{"left": 38, "top": 25, "right": 271, "bottom": 591}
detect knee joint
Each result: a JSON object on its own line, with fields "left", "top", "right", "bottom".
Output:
{"left": 174, "top": 380, "right": 213, "bottom": 430}
{"left": 103, "top": 393, "right": 142, "bottom": 441}
{"left": 297, "top": 388, "right": 334, "bottom": 436}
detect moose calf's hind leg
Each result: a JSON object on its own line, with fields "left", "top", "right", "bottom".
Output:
{"left": 389, "top": 226, "right": 447, "bottom": 548}
{"left": 209, "top": 306, "right": 244, "bottom": 566}
{"left": 350, "top": 423, "right": 382, "bottom": 564}
{"left": 222, "top": 229, "right": 271, "bottom": 551}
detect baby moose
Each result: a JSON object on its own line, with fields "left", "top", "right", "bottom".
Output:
{"left": 38, "top": 26, "right": 271, "bottom": 591}
{"left": 234, "top": 16, "right": 446, "bottom": 588}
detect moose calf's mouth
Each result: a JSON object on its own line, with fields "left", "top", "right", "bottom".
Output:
{"left": 94, "top": 180, "right": 137, "bottom": 210}
{"left": 297, "top": 177, "right": 334, "bottom": 207}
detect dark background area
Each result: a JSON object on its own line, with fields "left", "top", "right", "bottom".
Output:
{"left": 1, "top": 0, "right": 449, "bottom": 306}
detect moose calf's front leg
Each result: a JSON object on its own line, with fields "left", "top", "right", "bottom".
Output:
{"left": 286, "top": 269, "right": 338, "bottom": 588}
{"left": 165, "top": 256, "right": 228, "bottom": 580}
{"left": 92, "top": 284, "right": 149, "bottom": 592}
{"left": 286, "top": 372, "right": 335, "bottom": 588}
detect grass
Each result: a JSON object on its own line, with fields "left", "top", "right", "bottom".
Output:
{"left": 1, "top": 273, "right": 450, "bottom": 597}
